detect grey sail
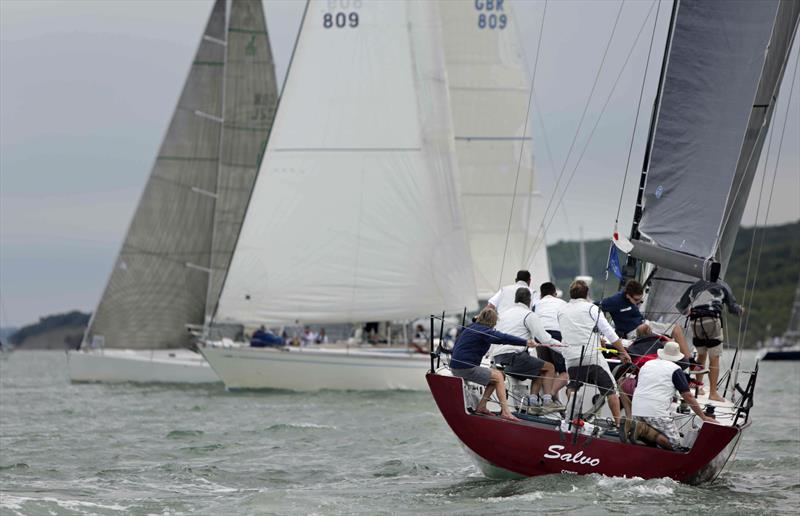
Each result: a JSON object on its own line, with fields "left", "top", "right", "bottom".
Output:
{"left": 205, "top": 0, "right": 279, "bottom": 320}
{"left": 85, "top": 0, "right": 226, "bottom": 349}
{"left": 634, "top": 0, "right": 799, "bottom": 322}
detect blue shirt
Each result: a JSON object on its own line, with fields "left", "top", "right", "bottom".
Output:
{"left": 600, "top": 290, "right": 644, "bottom": 338}
{"left": 450, "top": 323, "right": 527, "bottom": 369}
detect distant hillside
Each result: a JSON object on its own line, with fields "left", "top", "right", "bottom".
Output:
{"left": 545, "top": 220, "right": 800, "bottom": 348}
{"left": 9, "top": 311, "right": 90, "bottom": 350}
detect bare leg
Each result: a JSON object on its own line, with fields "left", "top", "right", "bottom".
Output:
{"left": 655, "top": 433, "right": 673, "bottom": 450}
{"left": 669, "top": 325, "right": 690, "bottom": 358}
{"left": 607, "top": 393, "right": 622, "bottom": 427}
{"left": 619, "top": 391, "right": 632, "bottom": 419}
{"left": 482, "top": 369, "right": 518, "bottom": 420}
{"left": 708, "top": 354, "right": 724, "bottom": 401}
{"left": 538, "top": 362, "right": 555, "bottom": 396}
{"left": 695, "top": 350, "right": 708, "bottom": 395}
{"left": 475, "top": 383, "right": 496, "bottom": 415}
{"left": 551, "top": 372, "right": 569, "bottom": 400}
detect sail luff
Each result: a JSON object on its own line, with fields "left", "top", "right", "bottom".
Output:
{"left": 204, "top": 0, "right": 279, "bottom": 319}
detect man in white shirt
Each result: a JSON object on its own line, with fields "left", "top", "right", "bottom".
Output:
{"left": 557, "top": 280, "right": 631, "bottom": 426}
{"left": 532, "top": 282, "right": 569, "bottom": 400}
{"left": 631, "top": 341, "right": 715, "bottom": 450}
{"left": 487, "top": 270, "right": 537, "bottom": 313}
{"left": 493, "top": 288, "right": 561, "bottom": 412}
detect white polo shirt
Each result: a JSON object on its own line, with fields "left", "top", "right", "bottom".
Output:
{"left": 557, "top": 298, "right": 619, "bottom": 368}
{"left": 532, "top": 295, "right": 566, "bottom": 332}
{"left": 488, "top": 281, "right": 538, "bottom": 313}
{"left": 632, "top": 359, "right": 684, "bottom": 418}
{"left": 491, "top": 303, "right": 561, "bottom": 358}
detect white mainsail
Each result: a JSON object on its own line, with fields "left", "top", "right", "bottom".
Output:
{"left": 214, "top": 0, "right": 477, "bottom": 327}
{"left": 439, "top": 0, "right": 550, "bottom": 299}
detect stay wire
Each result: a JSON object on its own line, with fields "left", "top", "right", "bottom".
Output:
{"left": 614, "top": 0, "right": 661, "bottom": 228}
{"left": 524, "top": 0, "right": 627, "bottom": 265}
{"left": 497, "top": 0, "right": 548, "bottom": 290}
{"left": 525, "top": 0, "right": 658, "bottom": 265}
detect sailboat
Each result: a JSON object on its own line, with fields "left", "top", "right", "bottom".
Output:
{"left": 428, "top": 0, "right": 799, "bottom": 483}
{"left": 68, "top": 0, "right": 279, "bottom": 384}
{"left": 758, "top": 277, "right": 800, "bottom": 360}
{"left": 199, "top": 0, "right": 548, "bottom": 391}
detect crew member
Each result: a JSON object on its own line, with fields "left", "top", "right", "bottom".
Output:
{"left": 487, "top": 270, "right": 536, "bottom": 313}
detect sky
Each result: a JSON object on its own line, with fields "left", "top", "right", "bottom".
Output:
{"left": 1, "top": 0, "right": 798, "bottom": 327}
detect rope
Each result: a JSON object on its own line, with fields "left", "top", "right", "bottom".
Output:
{"left": 497, "top": 0, "right": 548, "bottom": 289}
{"left": 525, "top": 0, "right": 627, "bottom": 267}
{"left": 524, "top": 1, "right": 658, "bottom": 265}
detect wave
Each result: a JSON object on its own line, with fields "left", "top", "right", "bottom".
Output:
{"left": 265, "top": 423, "right": 337, "bottom": 431}
{"left": 166, "top": 429, "right": 205, "bottom": 439}
{"left": 0, "top": 463, "right": 30, "bottom": 471}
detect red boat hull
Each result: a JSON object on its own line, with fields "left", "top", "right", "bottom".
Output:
{"left": 427, "top": 373, "right": 746, "bottom": 484}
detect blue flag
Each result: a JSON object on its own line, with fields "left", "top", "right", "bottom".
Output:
{"left": 607, "top": 243, "right": 623, "bottom": 281}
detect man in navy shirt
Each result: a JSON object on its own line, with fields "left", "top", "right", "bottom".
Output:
{"left": 600, "top": 280, "right": 689, "bottom": 357}
{"left": 451, "top": 307, "right": 535, "bottom": 421}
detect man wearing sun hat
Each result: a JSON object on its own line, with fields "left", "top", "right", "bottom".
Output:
{"left": 631, "top": 341, "right": 716, "bottom": 450}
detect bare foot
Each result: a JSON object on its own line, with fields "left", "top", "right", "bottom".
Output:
{"left": 500, "top": 411, "right": 520, "bottom": 422}
{"left": 474, "top": 407, "right": 493, "bottom": 416}
{"left": 709, "top": 393, "right": 725, "bottom": 402}
{"left": 696, "top": 388, "right": 706, "bottom": 396}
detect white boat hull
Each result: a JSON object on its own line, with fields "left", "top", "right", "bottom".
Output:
{"left": 200, "top": 344, "right": 430, "bottom": 391}
{"left": 67, "top": 349, "right": 219, "bottom": 384}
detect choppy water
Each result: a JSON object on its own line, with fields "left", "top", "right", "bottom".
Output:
{"left": 1, "top": 350, "right": 798, "bottom": 515}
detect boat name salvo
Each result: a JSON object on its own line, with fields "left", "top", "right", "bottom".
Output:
{"left": 543, "top": 445, "right": 601, "bottom": 467}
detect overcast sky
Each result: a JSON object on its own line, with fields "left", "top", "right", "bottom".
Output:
{"left": 1, "top": 0, "right": 798, "bottom": 326}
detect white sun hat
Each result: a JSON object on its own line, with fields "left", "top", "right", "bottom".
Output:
{"left": 657, "top": 341, "right": 683, "bottom": 362}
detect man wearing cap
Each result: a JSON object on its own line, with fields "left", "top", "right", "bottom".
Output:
{"left": 631, "top": 341, "right": 716, "bottom": 450}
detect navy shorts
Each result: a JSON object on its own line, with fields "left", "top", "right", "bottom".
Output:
{"left": 494, "top": 351, "right": 544, "bottom": 381}
{"left": 538, "top": 330, "right": 566, "bottom": 373}
{"left": 567, "top": 364, "right": 615, "bottom": 396}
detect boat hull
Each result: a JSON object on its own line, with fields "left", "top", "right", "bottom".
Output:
{"left": 67, "top": 349, "right": 219, "bottom": 384}
{"left": 427, "top": 373, "right": 745, "bottom": 484}
{"left": 757, "top": 348, "right": 800, "bottom": 361}
{"left": 200, "top": 344, "right": 430, "bottom": 391}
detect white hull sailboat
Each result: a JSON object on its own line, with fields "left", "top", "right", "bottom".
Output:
{"left": 68, "top": 348, "right": 218, "bottom": 384}
{"left": 69, "top": 0, "right": 278, "bottom": 384}
{"left": 200, "top": 0, "right": 550, "bottom": 391}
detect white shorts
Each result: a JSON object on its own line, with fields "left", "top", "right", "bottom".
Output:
{"left": 625, "top": 320, "right": 674, "bottom": 339}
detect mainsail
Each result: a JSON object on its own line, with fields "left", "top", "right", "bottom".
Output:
{"left": 214, "top": 0, "right": 477, "bottom": 326}
{"left": 439, "top": 0, "right": 550, "bottom": 299}
{"left": 633, "top": 0, "right": 800, "bottom": 322}
{"left": 85, "top": 0, "right": 278, "bottom": 349}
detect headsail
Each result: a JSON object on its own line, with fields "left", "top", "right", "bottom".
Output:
{"left": 439, "top": 0, "right": 550, "bottom": 299}
{"left": 214, "top": 0, "right": 477, "bottom": 326}
{"left": 632, "top": 0, "right": 799, "bottom": 321}
{"left": 205, "top": 0, "right": 279, "bottom": 320}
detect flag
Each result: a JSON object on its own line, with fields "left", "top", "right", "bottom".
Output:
{"left": 607, "top": 243, "right": 623, "bottom": 281}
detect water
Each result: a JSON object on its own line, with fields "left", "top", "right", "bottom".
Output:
{"left": 1, "top": 351, "right": 798, "bottom": 515}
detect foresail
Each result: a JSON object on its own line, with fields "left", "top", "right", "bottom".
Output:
{"left": 215, "top": 0, "right": 477, "bottom": 326}
{"left": 439, "top": 0, "right": 549, "bottom": 299}
{"left": 205, "top": 0, "right": 279, "bottom": 320}
{"left": 635, "top": 0, "right": 798, "bottom": 321}
{"left": 85, "top": 0, "right": 226, "bottom": 349}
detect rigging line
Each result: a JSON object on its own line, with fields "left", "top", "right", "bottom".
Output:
{"left": 733, "top": 93, "right": 779, "bottom": 346}
{"left": 614, "top": 0, "right": 661, "bottom": 227}
{"left": 533, "top": 93, "right": 579, "bottom": 264}
{"left": 524, "top": 0, "right": 657, "bottom": 266}
{"left": 739, "top": 54, "right": 799, "bottom": 348}
{"left": 524, "top": 0, "right": 627, "bottom": 265}
{"left": 497, "top": 0, "right": 548, "bottom": 289}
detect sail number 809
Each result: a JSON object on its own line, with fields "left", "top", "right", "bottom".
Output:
{"left": 478, "top": 13, "right": 507, "bottom": 29}
{"left": 323, "top": 12, "right": 358, "bottom": 28}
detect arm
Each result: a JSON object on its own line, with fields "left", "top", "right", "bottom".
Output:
{"left": 487, "top": 288, "right": 502, "bottom": 310}
{"left": 673, "top": 369, "right": 714, "bottom": 422}
{"left": 525, "top": 313, "right": 560, "bottom": 347}
{"left": 592, "top": 305, "right": 631, "bottom": 362}
{"left": 720, "top": 280, "right": 743, "bottom": 316}
{"left": 487, "top": 328, "right": 529, "bottom": 347}
{"left": 675, "top": 285, "right": 692, "bottom": 315}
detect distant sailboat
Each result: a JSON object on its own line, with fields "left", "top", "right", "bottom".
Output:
{"left": 68, "top": 0, "right": 278, "bottom": 383}
{"left": 200, "top": 0, "right": 547, "bottom": 391}
{"left": 758, "top": 276, "right": 800, "bottom": 360}
{"left": 429, "top": 0, "right": 799, "bottom": 483}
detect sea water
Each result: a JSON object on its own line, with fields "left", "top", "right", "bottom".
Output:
{"left": 1, "top": 351, "right": 798, "bottom": 515}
